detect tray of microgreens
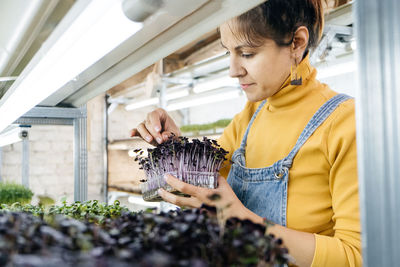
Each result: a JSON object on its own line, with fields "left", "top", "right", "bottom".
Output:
{"left": 135, "top": 135, "right": 228, "bottom": 201}
{"left": 0, "top": 200, "right": 290, "bottom": 267}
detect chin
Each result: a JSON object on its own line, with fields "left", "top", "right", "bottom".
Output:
{"left": 245, "top": 92, "right": 267, "bottom": 103}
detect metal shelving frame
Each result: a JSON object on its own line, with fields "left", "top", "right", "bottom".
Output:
{"left": 21, "top": 129, "right": 29, "bottom": 187}
{"left": 0, "top": 147, "right": 2, "bottom": 182}
{"left": 355, "top": 0, "right": 400, "bottom": 266}
{"left": 14, "top": 106, "right": 87, "bottom": 202}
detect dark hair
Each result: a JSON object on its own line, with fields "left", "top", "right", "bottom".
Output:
{"left": 230, "top": 0, "right": 324, "bottom": 53}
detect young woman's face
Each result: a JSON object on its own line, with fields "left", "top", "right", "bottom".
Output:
{"left": 220, "top": 21, "right": 292, "bottom": 102}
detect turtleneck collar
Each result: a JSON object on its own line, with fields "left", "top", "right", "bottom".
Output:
{"left": 266, "top": 53, "right": 316, "bottom": 110}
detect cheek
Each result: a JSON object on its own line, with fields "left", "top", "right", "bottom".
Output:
{"left": 246, "top": 59, "right": 290, "bottom": 100}
{"left": 250, "top": 60, "right": 282, "bottom": 86}
{"left": 260, "top": 59, "right": 290, "bottom": 84}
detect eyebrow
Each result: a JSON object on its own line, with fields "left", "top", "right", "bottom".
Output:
{"left": 220, "top": 42, "right": 253, "bottom": 51}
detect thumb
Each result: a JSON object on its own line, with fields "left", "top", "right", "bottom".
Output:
{"left": 217, "top": 175, "right": 229, "bottom": 187}
{"left": 161, "top": 131, "right": 174, "bottom": 141}
{"left": 130, "top": 128, "right": 140, "bottom": 137}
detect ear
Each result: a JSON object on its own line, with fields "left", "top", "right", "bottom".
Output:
{"left": 291, "top": 26, "right": 309, "bottom": 63}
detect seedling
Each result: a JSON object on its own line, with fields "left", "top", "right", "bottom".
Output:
{"left": 136, "top": 135, "right": 228, "bottom": 201}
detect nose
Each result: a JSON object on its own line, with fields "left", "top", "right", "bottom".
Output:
{"left": 229, "top": 56, "right": 246, "bottom": 78}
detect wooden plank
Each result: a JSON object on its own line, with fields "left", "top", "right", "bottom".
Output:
{"left": 325, "top": 1, "right": 353, "bottom": 26}
{"left": 183, "top": 38, "right": 225, "bottom": 67}
{"left": 107, "top": 65, "right": 154, "bottom": 97}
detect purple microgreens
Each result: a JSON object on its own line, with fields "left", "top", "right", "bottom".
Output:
{"left": 0, "top": 202, "right": 290, "bottom": 266}
{"left": 135, "top": 136, "right": 228, "bottom": 201}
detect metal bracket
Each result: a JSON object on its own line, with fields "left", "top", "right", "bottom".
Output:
{"left": 13, "top": 106, "right": 88, "bottom": 202}
{"left": 310, "top": 24, "right": 353, "bottom": 64}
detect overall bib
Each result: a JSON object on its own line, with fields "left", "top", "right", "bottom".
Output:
{"left": 227, "top": 94, "right": 351, "bottom": 226}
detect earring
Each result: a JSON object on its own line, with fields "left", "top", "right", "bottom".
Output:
{"left": 290, "top": 61, "right": 302, "bottom": 85}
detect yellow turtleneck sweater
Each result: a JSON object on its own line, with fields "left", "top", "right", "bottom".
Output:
{"left": 218, "top": 56, "right": 361, "bottom": 267}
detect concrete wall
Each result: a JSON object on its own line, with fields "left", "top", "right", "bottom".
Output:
{"left": 0, "top": 94, "right": 105, "bottom": 204}
{"left": 86, "top": 94, "right": 106, "bottom": 201}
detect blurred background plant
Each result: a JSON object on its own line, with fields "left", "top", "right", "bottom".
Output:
{"left": 0, "top": 183, "right": 33, "bottom": 205}
{"left": 37, "top": 195, "right": 55, "bottom": 207}
{"left": 180, "top": 118, "right": 232, "bottom": 135}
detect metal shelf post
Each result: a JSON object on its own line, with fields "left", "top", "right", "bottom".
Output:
{"left": 14, "top": 106, "right": 88, "bottom": 202}
{"left": 0, "top": 147, "right": 2, "bottom": 182}
{"left": 74, "top": 111, "right": 88, "bottom": 202}
{"left": 21, "top": 130, "right": 29, "bottom": 188}
{"left": 355, "top": 0, "right": 400, "bottom": 266}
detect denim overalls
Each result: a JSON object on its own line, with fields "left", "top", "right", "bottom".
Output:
{"left": 227, "top": 94, "right": 351, "bottom": 226}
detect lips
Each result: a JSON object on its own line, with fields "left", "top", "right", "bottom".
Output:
{"left": 240, "top": 83, "right": 254, "bottom": 90}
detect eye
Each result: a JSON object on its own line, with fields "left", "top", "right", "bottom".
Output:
{"left": 241, "top": 53, "right": 254, "bottom": 58}
{"left": 225, "top": 51, "right": 230, "bottom": 56}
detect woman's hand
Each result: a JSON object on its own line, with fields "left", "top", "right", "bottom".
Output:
{"left": 130, "top": 108, "right": 181, "bottom": 145}
{"left": 158, "top": 174, "right": 260, "bottom": 222}
{"left": 160, "top": 174, "right": 315, "bottom": 266}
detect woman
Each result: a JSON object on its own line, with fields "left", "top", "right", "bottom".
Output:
{"left": 131, "top": 1, "right": 361, "bottom": 266}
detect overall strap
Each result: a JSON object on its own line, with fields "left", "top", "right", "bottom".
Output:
{"left": 274, "top": 94, "right": 352, "bottom": 173}
{"left": 239, "top": 100, "right": 267, "bottom": 149}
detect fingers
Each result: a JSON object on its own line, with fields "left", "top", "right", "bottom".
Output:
{"left": 158, "top": 188, "right": 202, "bottom": 208}
{"left": 130, "top": 128, "right": 139, "bottom": 137}
{"left": 164, "top": 174, "right": 203, "bottom": 197}
{"left": 146, "top": 109, "right": 166, "bottom": 144}
{"left": 130, "top": 126, "right": 153, "bottom": 141}
{"left": 132, "top": 120, "right": 157, "bottom": 145}
{"left": 130, "top": 108, "right": 166, "bottom": 144}
{"left": 130, "top": 108, "right": 180, "bottom": 144}
{"left": 160, "top": 174, "right": 246, "bottom": 220}
{"left": 153, "top": 108, "right": 166, "bottom": 132}
{"left": 161, "top": 131, "right": 173, "bottom": 142}
{"left": 164, "top": 174, "right": 217, "bottom": 205}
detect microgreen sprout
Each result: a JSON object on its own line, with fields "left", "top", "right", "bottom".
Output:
{"left": 0, "top": 202, "right": 290, "bottom": 266}
{"left": 135, "top": 135, "right": 228, "bottom": 201}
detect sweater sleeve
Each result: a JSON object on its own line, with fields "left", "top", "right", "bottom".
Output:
{"left": 311, "top": 99, "right": 362, "bottom": 267}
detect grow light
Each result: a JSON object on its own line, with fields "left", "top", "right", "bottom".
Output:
{"left": 0, "top": 0, "right": 143, "bottom": 132}
{"left": 125, "top": 88, "right": 190, "bottom": 111}
{"left": 166, "top": 87, "right": 242, "bottom": 111}
{"left": 125, "top": 97, "right": 159, "bottom": 111}
{"left": 0, "top": 126, "right": 23, "bottom": 147}
{"left": 193, "top": 76, "right": 239, "bottom": 93}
